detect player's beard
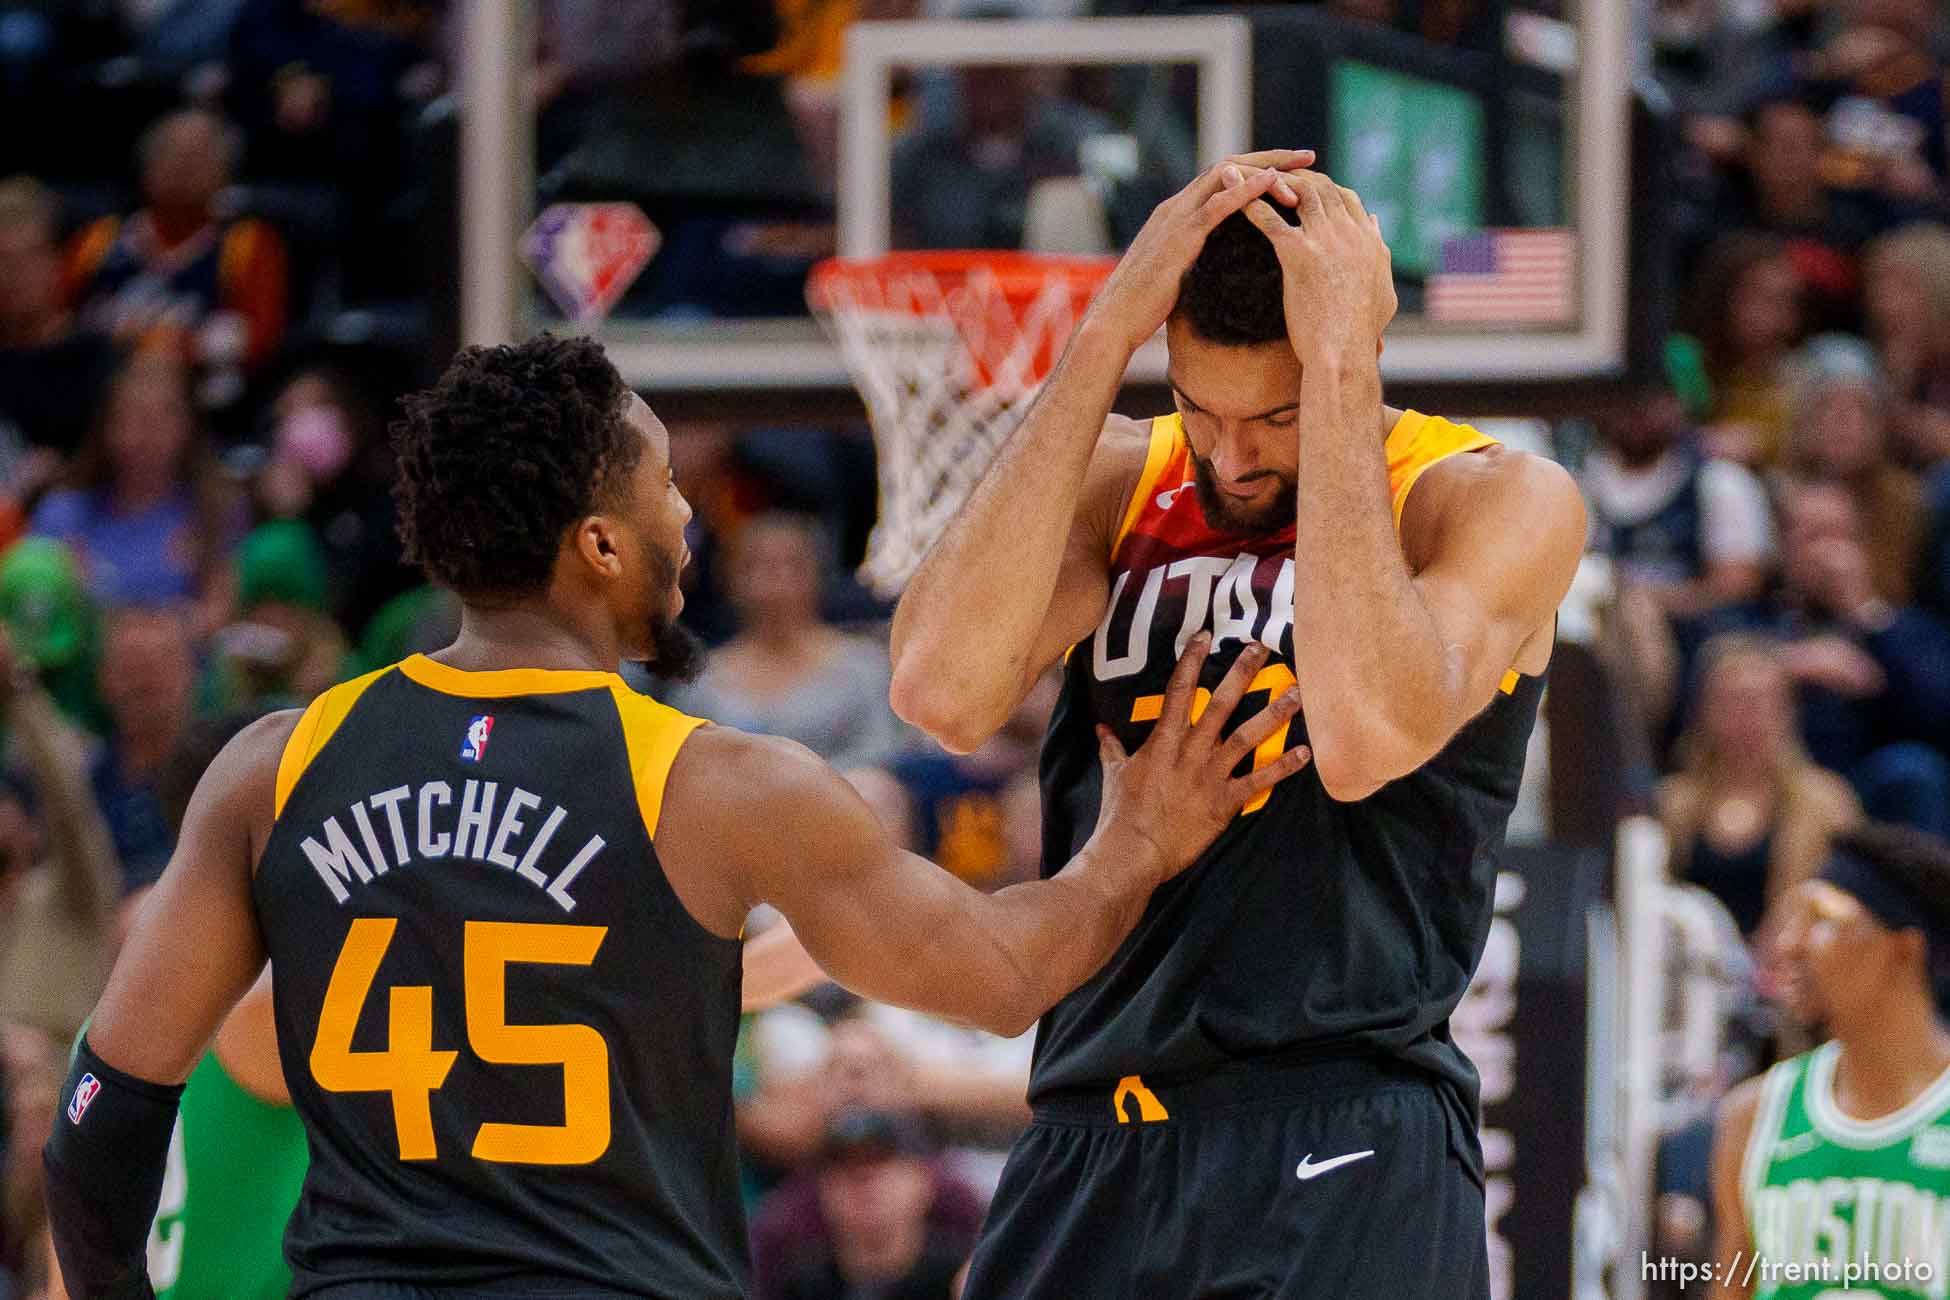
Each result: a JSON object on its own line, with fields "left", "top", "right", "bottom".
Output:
{"left": 1189, "top": 452, "right": 1296, "bottom": 534}
{"left": 640, "top": 536, "right": 705, "bottom": 683}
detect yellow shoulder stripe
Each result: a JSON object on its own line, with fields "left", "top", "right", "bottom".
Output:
{"left": 607, "top": 685, "right": 708, "bottom": 840}
{"left": 1385, "top": 410, "right": 1499, "bottom": 533}
{"left": 1110, "top": 414, "right": 1184, "bottom": 562}
{"left": 273, "top": 666, "right": 393, "bottom": 818}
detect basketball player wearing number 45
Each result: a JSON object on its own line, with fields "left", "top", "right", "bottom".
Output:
{"left": 892, "top": 154, "right": 1587, "bottom": 1296}
{"left": 42, "top": 335, "right": 1312, "bottom": 1299}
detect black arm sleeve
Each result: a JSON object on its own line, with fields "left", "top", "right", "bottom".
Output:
{"left": 42, "top": 1036, "right": 183, "bottom": 1300}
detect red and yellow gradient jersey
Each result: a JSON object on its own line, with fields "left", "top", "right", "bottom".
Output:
{"left": 1094, "top": 410, "right": 1499, "bottom": 687}
{"left": 1030, "top": 410, "right": 1543, "bottom": 1176}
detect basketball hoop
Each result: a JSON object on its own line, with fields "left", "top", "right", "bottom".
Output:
{"left": 808, "top": 251, "right": 1115, "bottom": 596}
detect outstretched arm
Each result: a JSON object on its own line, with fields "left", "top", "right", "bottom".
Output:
{"left": 663, "top": 641, "right": 1307, "bottom": 1037}
{"left": 891, "top": 153, "right": 1315, "bottom": 752}
{"left": 44, "top": 711, "right": 294, "bottom": 1299}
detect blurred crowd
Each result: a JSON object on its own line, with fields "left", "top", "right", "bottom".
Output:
{"left": 0, "top": 6, "right": 1072, "bottom": 1293}
{"left": 0, "top": 0, "right": 1948, "bottom": 1297}
{"left": 1605, "top": 0, "right": 1950, "bottom": 1283}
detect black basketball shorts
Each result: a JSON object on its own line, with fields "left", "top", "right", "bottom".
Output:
{"left": 962, "top": 1055, "right": 1489, "bottom": 1300}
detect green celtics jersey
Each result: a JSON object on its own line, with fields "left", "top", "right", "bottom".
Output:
{"left": 146, "top": 1049, "right": 308, "bottom": 1298}
{"left": 1743, "top": 1042, "right": 1950, "bottom": 1299}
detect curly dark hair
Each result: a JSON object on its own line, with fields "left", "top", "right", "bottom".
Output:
{"left": 392, "top": 335, "right": 638, "bottom": 599}
{"left": 1173, "top": 206, "right": 1300, "bottom": 346}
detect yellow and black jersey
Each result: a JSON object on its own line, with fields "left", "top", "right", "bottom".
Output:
{"left": 254, "top": 655, "right": 744, "bottom": 1298}
{"left": 1033, "top": 412, "right": 1545, "bottom": 1172}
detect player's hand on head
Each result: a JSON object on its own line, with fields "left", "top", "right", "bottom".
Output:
{"left": 1083, "top": 149, "right": 1316, "bottom": 356}
{"left": 1093, "top": 634, "right": 1309, "bottom": 888}
{"left": 1238, "top": 169, "right": 1398, "bottom": 365}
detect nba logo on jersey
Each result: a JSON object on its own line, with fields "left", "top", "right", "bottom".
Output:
{"left": 67, "top": 1073, "right": 100, "bottom": 1124}
{"left": 461, "top": 715, "right": 495, "bottom": 762}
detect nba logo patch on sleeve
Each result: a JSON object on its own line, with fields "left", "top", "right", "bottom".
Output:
{"left": 67, "top": 1072, "right": 101, "bottom": 1124}
{"left": 461, "top": 715, "right": 495, "bottom": 762}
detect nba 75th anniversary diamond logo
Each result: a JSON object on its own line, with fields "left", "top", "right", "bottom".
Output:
{"left": 521, "top": 203, "right": 659, "bottom": 323}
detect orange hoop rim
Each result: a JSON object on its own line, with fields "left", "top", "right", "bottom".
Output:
{"left": 807, "top": 250, "right": 1117, "bottom": 313}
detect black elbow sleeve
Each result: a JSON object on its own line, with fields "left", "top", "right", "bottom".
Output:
{"left": 42, "top": 1036, "right": 183, "bottom": 1300}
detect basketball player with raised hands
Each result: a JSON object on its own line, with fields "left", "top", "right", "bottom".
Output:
{"left": 893, "top": 159, "right": 1586, "bottom": 1296}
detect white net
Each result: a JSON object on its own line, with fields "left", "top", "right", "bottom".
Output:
{"left": 810, "top": 255, "right": 1112, "bottom": 596}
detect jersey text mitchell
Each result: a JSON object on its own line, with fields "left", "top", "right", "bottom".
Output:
{"left": 295, "top": 779, "right": 605, "bottom": 912}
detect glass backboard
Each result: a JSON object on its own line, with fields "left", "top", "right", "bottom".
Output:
{"left": 460, "top": 4, "right": 1630, "bottom": 390}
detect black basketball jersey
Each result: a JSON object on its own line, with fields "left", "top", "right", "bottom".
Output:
{"left": 1033, "top": 413, "right": 1545, "bottom": 1155}
{"left": 253, "top": 655, "right": 745, "bottom": 1297}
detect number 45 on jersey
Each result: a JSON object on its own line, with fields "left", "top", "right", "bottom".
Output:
{"left": 310, "top": 918, "right": 611, "bottom": 1165}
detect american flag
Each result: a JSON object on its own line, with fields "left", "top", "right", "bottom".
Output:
{"left": 1425, "top": 229, "right": 1576, "bottom": 324}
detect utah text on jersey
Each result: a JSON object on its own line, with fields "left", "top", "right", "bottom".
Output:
{"left": 1093, "top": 551, "right": 1297, "bottom": 680}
